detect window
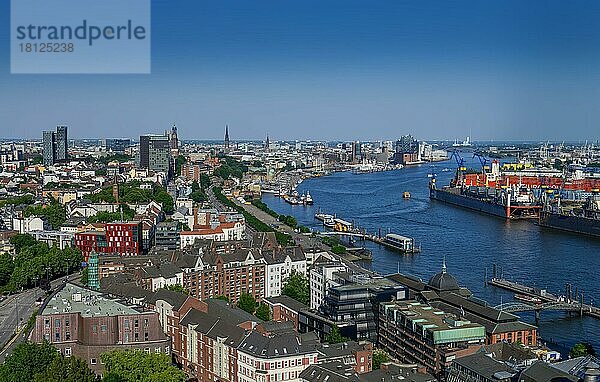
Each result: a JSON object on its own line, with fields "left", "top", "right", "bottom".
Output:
{"left": 124, "top": 333, "right": 129, "bottom": 343}
{"left": 144, "top": 318, "right": 148, "bottom": 327}
{"left": 65, "top": 319, "right": 69, "bottom": 327}
{"left": 124, "top": 319, "right": 129, "bottom": 329}
{"left": 92, "top": 325, "right": 97, "bottom": 333}
{"left": 54, "top": 319, "right": 61, "bottom": 327}
{"left": 135, "top": 332, "right": 139, "bottom": 341}
{"left": 144, "top": 332, "right": 149, "bottom": 341}
{"left": 65, "top": 332, "right": 71, "bottom": 340}
{"left": 134, "top": 319, "right": 139, "bottom": 328}
{"left": 64, "top": 348, "right": 72, "bottom": 357}
{"left": 45, "top": 319, "right": 50, "bottom": 328}
{"left": 55, "top": 332, "right": 60, "bottom": 341}
{"left": 90, "top": 358, "right": 97, "bottom": 365}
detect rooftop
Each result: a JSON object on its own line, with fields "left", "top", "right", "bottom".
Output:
{"left": 42, "top": 283, "right": 144, "bottom": 317}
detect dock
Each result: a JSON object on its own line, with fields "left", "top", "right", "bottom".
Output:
{"left": 487, "top": 277, "right": 600, "bottom": 323}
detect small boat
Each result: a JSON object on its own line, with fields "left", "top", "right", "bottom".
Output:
{"left": 304, "top": 191, "right": 314, "bottom": 205}
{"left": 403, "top": 191, "right": 411, "bottom": 199}
{"left": 514, "top": 294, "right": 542, "bottom": 304}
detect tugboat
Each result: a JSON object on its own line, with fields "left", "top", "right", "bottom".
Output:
{"left": 403, "top": 191, "right": 411, "bottom": 199}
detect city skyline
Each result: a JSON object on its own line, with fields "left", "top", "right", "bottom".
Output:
{"left": 3, "top": 1, "right": 600, "bottom": 141}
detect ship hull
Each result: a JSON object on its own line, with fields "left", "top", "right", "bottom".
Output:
{"left": 430, "top": 187, "right": 508, "bottom": 218}
{"left": 539, "top": 212, "right": 600, "bottom": 238}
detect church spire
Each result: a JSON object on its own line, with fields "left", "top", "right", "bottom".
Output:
{"left": 224, "top": 125, "right": 230, "bottom": 149}
{"left": 442, "top": 255, "right": 447, "bottom": 274}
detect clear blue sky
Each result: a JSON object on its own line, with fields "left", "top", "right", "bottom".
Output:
{"left": 1, "top": 1, "right": 600, "bottom": 141}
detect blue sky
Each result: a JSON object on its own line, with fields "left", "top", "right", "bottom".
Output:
{"left": 1, "top": 1, "right": 600, "bottom": 141}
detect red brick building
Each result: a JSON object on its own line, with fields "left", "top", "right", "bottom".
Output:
{"left": 32, "top": 283, "right": 169, "bottom": 373}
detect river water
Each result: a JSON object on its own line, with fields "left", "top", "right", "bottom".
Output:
{"left": 262, "top": 158, "right": 600, "bottom": 355}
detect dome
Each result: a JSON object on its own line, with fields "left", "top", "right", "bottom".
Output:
{"left": 428, "top": 259, "right": 460, "bottom": 292}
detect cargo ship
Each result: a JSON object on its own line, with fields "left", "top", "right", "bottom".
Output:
{"left": 538, "top": 194, "right": 600, "bottom": 238}
{"left": 429, "top": 156, "right": 541, "bottom": 219}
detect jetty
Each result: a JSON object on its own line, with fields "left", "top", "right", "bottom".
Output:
{"left": 487, "top": 277, "right": 600, "bottom": 324}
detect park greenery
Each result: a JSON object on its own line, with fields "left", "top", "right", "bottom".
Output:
{"left": 0, "top": 194, "right": 34, "bottom": 208}
{"left": 251, "top": 199, "right": 308, "bottom": 232}
{"left": 0, "top": 341, "right": 96, "bottom": 382}
{"left": 1, "top": 234, "right": 83, "bottom": 292}
{"left": 24, "top": 199, "right": 67, "bottom": 230}
{"left": 212, "top": 187, "right": 293, "bottom": 246}
{"left": 569, "top": 342, "right": 596, "bottom": 358}
{"left": 88, "top": 205, "right": 136, "bottom": 223}
{"left": 88, "top": 181, "right": 174, "bottom": 214}
{"left": 102, "top": 349, "right": 185, "bottom": 382}
{"left": 214, "top": 157, "right": 248, "bottom": 180}
{"left": 282, "top": 270, "right": 310, "bottom": 305}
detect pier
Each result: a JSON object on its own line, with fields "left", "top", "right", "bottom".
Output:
{"left": 487, "top": 277, "right": 600, "bottom": 324}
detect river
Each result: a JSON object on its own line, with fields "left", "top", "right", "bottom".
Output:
{"left": 261, "top": 158, "right": 600, "bottom": 355}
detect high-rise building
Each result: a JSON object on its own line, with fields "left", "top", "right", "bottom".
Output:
{"left": 42, "top": 130, "right": 55, "bottom": 166}
{"left": 42, "top": 125, "right": 68, "bottom": 166}
{"left": 138, "top": 134, "right": 172, "bottom": 177}
{"left": 55, "top": 125, "right": 68, "bottom": 161}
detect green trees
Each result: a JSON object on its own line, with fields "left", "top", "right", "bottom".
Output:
{"left": 255, "top": 303, "right": 271, "bottom": 321}
{"left": 34, "top": 355, "right": 97, "bottom": 382}
{"left": 24, "top": 201, "right": 66, "bottom": 229}
{"left": 0, "top": 341, "right": 95, "bottom": 382}
{"left": 570, "top": 342, "right": 596, "bottom": 358}
{"left": 101, "top": 349, "right": 185, "bottom": 382}
{"left": 175, "top": 155, "right": 187, "bottom": 176}
{"left": 212, "top": 187, "right": 293, "bottom": 246}
{"left": 237, "top": 292, "right": 257, "bottom": 315}
{"left": 372, "top": 350, "right": 390, "bottom": 369}
{"left": 10, "top": 234, "right": 37, "bottom": 252}
{"left": 214, "top": 157, "right": 248, "bottom": 180}
{"left": 282, "top": 270, "right": 309, "bottom": 305}
{"left": 325, "top": 325, "right": 349, "bottom": 344}
{"left": 331, "top": 244, "right": 347, "bottom": 255}
{"left": 88, "top": 205, "right": 135, "bottom": 223}
{"left": 88, "top": 181, "right": 174, "bottom": 214}
{"left": 1, "top": 240, "right": 83, "bottom": 292}
{"left": 165, "top": 284, "right": 189, "bottom": 295}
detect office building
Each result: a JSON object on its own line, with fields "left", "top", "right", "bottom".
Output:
{"left": 378, "top": 300, "right": 486, "bottom": 378}
{"left": 42, "top": 125, "right": 68, "bottom": 166}
{"left": 138, "top": 134, "right": 172, "bottom": 177}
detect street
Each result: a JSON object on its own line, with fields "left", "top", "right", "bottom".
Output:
{"left": 0, "top": 287, "right": 42, "bottom": 361}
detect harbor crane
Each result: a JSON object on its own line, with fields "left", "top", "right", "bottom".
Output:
{"left": 450, "top": 150, "right": 466, "bottom": 186}
{"left": 472, "top": 152, "right": 490, "bottom": 172}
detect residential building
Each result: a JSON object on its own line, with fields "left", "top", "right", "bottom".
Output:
{"left": 29, "top": 230, "right": 74, "bottom": 250}
{"left": 264, "top": 246, "right": 307, "bottom": 298}
{"left": 299, "top": 361, "right": 436, "bottom": 382}
{"left": 32, "top": 283, "right": 170, "bottom": 373}
{"left": 74, "top": 221, "right": 143, "bottom": 260}
{"left": 309, "top": 260, "right": 347, "bottom": 310}
{"left": 378, "top": 300, "right": 486, "bottom": 378}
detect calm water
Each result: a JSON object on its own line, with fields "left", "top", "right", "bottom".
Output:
{"left": 262, "top": 158, "right": 600, "bottom": 355}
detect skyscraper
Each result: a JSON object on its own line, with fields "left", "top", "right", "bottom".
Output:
{"left": 42, "top": 130, "right": 55, "bottom": 166}
{"left": 138, "top": 133, "right": 172, "bottom": 178}
{"left": 55, "top": 125, "right": 68, "bottom": 161}
{"left": 42, "top": 125, "right": 68, "bottom": 166}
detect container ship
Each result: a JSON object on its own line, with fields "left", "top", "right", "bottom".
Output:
{"left": 429, "top": 157, "right": 541, "bottom": 219}
{"left": 538, "top": 194, "right": 600, "bottom": 238}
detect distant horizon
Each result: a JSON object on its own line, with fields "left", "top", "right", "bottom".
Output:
{"left": 3, "top": 1, "right": 600, "bottom": 141}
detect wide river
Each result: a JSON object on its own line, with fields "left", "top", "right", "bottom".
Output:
{"left": 262, "top": 158, "right": 600, "bottom": 355}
